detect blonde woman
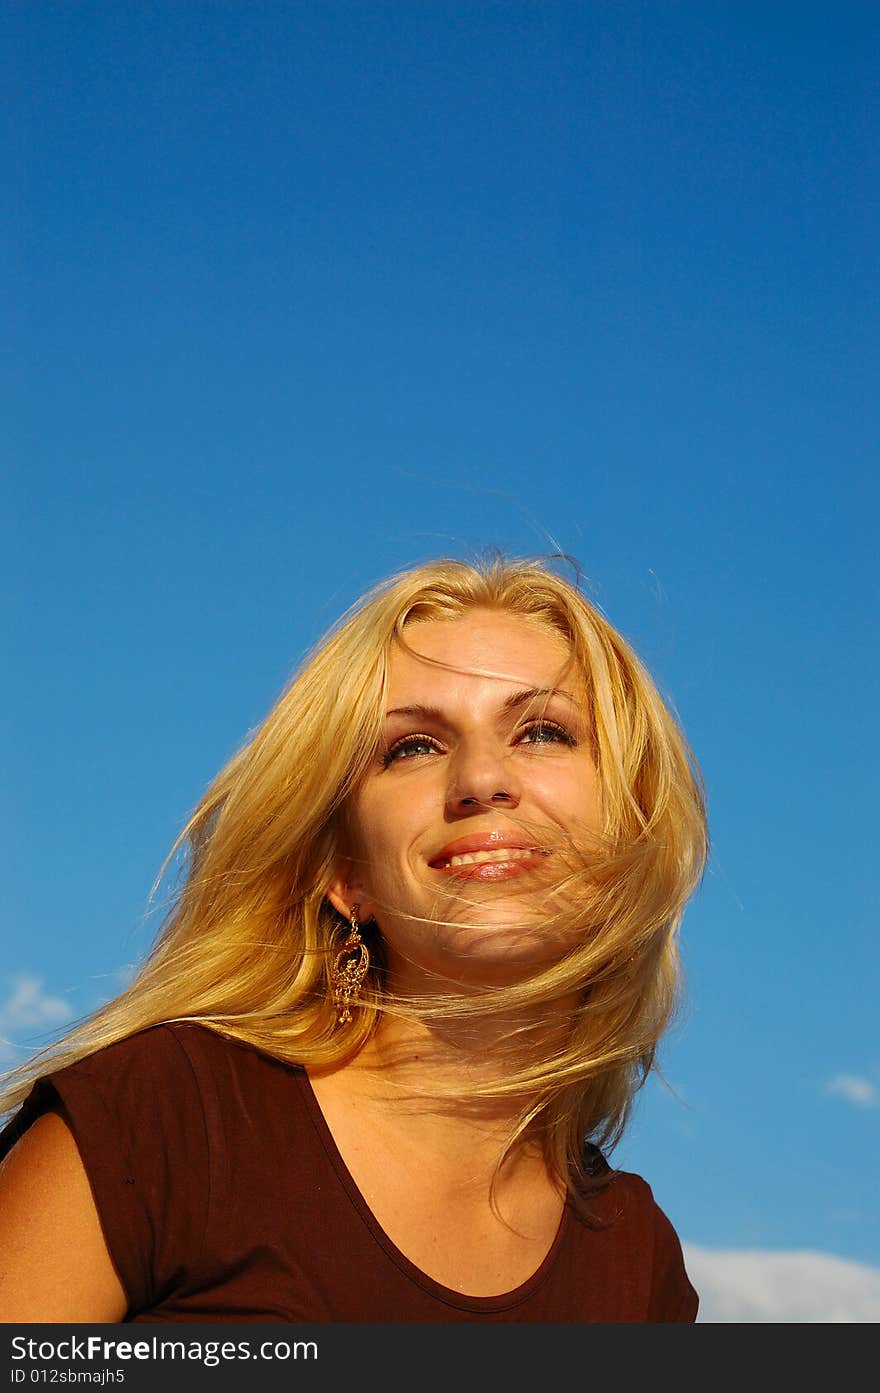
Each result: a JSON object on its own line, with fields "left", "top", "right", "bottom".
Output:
{"left": 0, "top": 554, "right": 707, "bottom": 1322}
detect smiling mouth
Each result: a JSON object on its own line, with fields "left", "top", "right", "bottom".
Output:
{"left": 428, "top": 841, "right": 545, "bottom": 874}
{"left": 431, "top": 847, "right": 549, "bottom": 870}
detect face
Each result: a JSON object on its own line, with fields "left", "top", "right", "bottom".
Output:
{"left": 327, "top": 608, "right": 603, "bottom": 992}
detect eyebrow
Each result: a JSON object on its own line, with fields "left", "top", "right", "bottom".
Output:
{"left": 385, "top": 686, "right": 579, "bottom": 721}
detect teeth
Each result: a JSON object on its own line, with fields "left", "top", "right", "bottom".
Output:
{"left": 443, "top": 848, "right": 541, "bottom": 867}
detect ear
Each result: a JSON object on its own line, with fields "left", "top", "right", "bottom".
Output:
{"left": 325, "top": 855, "right": 375, "bottom": 925}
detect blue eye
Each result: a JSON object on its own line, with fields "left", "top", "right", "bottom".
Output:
{"left": 519, "top": 721, "right": 576, "bottom": 747}
{"left": 381, "top": 735, "right": 442, "bottom": 766}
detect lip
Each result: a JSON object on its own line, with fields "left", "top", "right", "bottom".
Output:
{"left": 428, "top": 831, "right": 550, "bottom": 875}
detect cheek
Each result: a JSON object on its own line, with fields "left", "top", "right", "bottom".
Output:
{"left": 348, "top": 794, "right": 416, "bottom": 880}
{"left": 535, "top": 764, "right": 601, "bottom": 830}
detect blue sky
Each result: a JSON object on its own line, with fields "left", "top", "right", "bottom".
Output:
{"left": 4, "top": 1, "right": 878, "bottom": 1320}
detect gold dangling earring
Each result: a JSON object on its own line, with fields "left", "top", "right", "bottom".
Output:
{"left": 331, "top": 905, "right": 371, "bottom": 1026}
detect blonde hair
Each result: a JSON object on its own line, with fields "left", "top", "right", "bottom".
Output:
{"left": 1, "top": 552, "right": 707, "bottom": 1198}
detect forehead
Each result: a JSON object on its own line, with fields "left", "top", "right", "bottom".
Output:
{"left": 388, "top": 609, "right": 578, "bottom": 695}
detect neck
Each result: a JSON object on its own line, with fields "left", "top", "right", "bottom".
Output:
{"left": 341, "top": 992, "right": 577, "bottom": 1130}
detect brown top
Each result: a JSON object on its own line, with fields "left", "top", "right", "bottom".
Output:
{"left": 0, "top": 1024, "right": 698, "bottom": 1323}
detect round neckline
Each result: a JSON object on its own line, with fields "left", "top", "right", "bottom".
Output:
{"left": 297, "top": 1066, "right": 572, "bottom": 1313}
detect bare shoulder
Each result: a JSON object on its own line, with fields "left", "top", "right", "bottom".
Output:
{"left": 0, "top": 1110, "right": 128, "bottom": 1322}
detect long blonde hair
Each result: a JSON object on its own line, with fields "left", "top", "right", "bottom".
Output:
{"left": 1, "top": 552, "right": 707, "bottom": 1195}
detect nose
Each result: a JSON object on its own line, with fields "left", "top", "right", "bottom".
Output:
{"left": 445, "top": 738, "right": 522, "bottom": 816}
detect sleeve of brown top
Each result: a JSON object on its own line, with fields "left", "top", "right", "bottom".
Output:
{"left": 0, "top": 1025, "right": 210, "bottom": 1316}
{"left": 647, "top": 1193, "right": 699, "bottom": 1321}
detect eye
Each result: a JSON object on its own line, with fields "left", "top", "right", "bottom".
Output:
{"left": 518, "top": 720, "right": 577, "bottom": 748}
{"left": 381, "top": 734, "right": 444, "bottom": 767}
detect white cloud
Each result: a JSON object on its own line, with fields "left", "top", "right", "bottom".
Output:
{"left": 826, "top": 1074, "right": 879, "bottom": 1108}
{"left": 0, "top": 974, "right": 73, "bottom": 1036}
{"left": 683, "top": 1244, "right": 880, "bottom": 1323}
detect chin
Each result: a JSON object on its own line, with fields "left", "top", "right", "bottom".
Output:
{"left": 436, "top": 923, "right": 568, "bottom": 982}
{"left": 379, "top": 903, "right": 570, "bottom": 990}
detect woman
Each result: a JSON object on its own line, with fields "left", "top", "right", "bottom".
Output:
{"left": 0, "top": 553, "right": 707, "bottom": 1322}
